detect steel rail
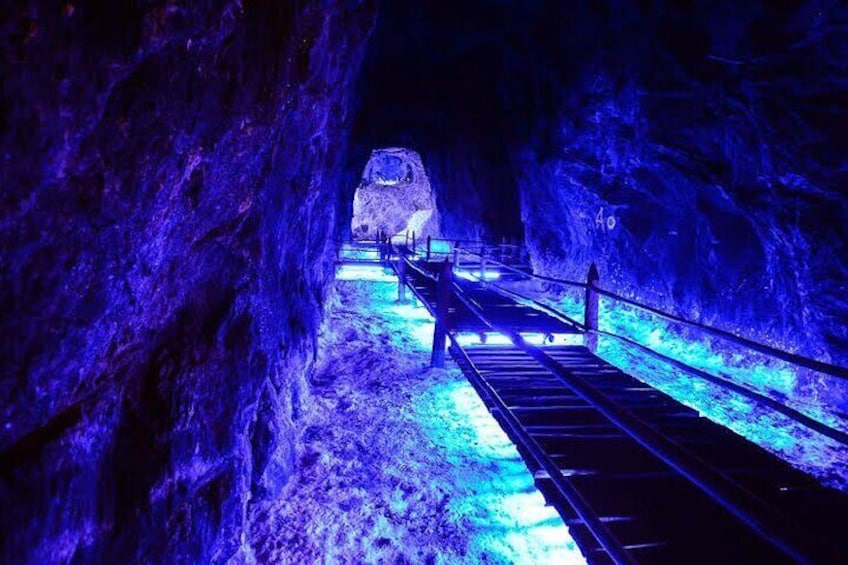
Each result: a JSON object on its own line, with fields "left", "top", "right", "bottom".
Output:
{"left": 407, "top": 251, "right": 848, "bottom": 441}
{"left": 351, "top": 249, "right": 845, "bottom": 562}
{"left": 400, "top": 254, "right": 439, "bottom": 283}
{"left": 469, "top": 277, "right": 586, "bottom": 331}
{"left": 398, "top": 255, "right": 632, "bottom": 563}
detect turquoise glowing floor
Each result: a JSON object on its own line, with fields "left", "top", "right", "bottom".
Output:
{"left": 247, "top": 271, "right": 586, "bottom": 564}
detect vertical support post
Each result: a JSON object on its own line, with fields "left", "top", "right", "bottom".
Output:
{"left": 453, "top": 242, "right": 460, "bottom": 269}
{"left": 397, "top": 255, "right": 407, "bottom": 302}
{"left": 426, "top": 235, "right": 432, "bottom": 261}
{"left": 405, "top": 230, "right": 409, "bottom": 248}
{"left": 585, "top": 263, "right": 600, "bottom": 351}
{"left": 412, "top": 231, "right": 416, "bottom": 253}
{"left": 480, "top": 249, "right": 487, "bottom": 284}
{"left": 431, "top": 259, "right": 452, "bottom": 368}
{"left": 385, "top": 239, "right": 394, "bottom": 271}
{"left": 382, "top": 232, "right": 391, "bottom": 268}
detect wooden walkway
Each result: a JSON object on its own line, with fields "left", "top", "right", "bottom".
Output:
{"left": 455, "top": 343, "right": 847, "bottom": 563}
{"left": 338, "top": 242, "right": 848, "bottom": 563}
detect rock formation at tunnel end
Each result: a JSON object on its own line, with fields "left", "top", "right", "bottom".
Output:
{"left": 351, "top": 147, "right": 440, "bottom": 242}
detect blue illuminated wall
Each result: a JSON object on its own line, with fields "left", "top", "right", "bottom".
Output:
{"left": 1, "top": 2, "right": 375, "bottom": 562}
{"left": 507, "top": 2, "right": 848, "bottom": 366}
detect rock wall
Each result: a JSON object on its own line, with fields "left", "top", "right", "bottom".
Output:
{"left": 422, "top": 129, "right": 523, "bottom": 242}
{"left": 503, "top": 1, "right": 848, "bottom": 364}
{"left": 347, "top": 1, "right": 525, "bottom": 242}
{"left": 0, "top": 1, "right": 375, "bottom": 563}
{"left": 351, "top": 0, "right": 847, "bottom": 364}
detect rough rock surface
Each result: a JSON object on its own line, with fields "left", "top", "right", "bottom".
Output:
{"left": 1, "top": 1, "right": 375, "bottom": 562}
{"left": 351, "top": 147, "right": 439, "bottom": 241}
{"left": 352, "top": 0, "right": 848, "bottom": 366}
{"left": 507, "top": 2, "right": 848, "bottom": 367}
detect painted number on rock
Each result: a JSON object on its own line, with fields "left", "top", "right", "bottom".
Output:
{"left": 596, "top": 207, "right": 617, "bottom": 232}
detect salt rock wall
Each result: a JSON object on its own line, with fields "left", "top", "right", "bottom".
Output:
{"left": 351, "top": 147, "right": 439, "bottom": 241}
{"left": 0, "top": 1, "right": 374, "bottom": 563}
{"left": 421, "top": 129, "right": 523, "bottom": 242}
{"left": 346, "top": 1, "right": 525, "bottom": 243}
{"left": 505, "top": 1, "right": 848, "bottom": 364}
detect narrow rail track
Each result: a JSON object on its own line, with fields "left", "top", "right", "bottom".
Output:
{"left": 390, "top": 252, "right": 848, "bottom": 564}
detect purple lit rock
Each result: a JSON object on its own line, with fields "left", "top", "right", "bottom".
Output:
{"left": 352, "top": 1, "right": 848, "bottom": 366}
{"left": 509, "top": 2, "right": 848, "bottom": 368}
{"left": 1, "top": 1, "right": 375, "bottom": 562}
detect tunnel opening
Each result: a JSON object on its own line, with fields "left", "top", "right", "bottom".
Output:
{"left": 351, "top": 147, "right": 440, "bottom": 242}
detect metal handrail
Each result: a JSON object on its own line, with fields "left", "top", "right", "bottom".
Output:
{"left": 342, "top": 238, "right": 848, "bottom": 380}
{"left": 449, "top": 263, "right": 848, "bottom": 443}
{"left": 452, "top": 244, "right": 848, "bottom": 381}
{"left": 427, "top": 236, "right": 523, "bottom": 249}
{"left": 454, "top": 245, "right": 584, "bottom": 287}
{"left": 595, "top": 288, "right": 848, "bottom": 380}
{"left": 595, "top": 328, "right": 848, "bottom": 445}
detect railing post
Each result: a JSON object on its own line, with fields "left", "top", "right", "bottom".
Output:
{"left": 397, "top": 255, "right": 407, "bottom": 302}
{"left": 585, "top": 263, "right": 600, "bottom": 351}
{"left": 385, "top": 240, "right": 394, "bottom": 271}
{"left": 426, "top": 235, "right": 432, "bottom": 261}
{"left": 405, "top": 230, "right": 409, "bottom": 248}
{"left": 431, "top": 258, "right": 452, "bottom": 368}
{"left": 412, "top": 231, "right": 416, "bottom": 253}
{"left": 480, "top": 249, "right": 487, "bottom": 284}
{"left": 453, "top": 241, "right": 460, "bottom": 269}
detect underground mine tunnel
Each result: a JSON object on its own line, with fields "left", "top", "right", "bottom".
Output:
{"left": 2, "top": 1, "right": 848, "bottom": 563}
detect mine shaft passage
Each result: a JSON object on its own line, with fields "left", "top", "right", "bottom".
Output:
{"left": 351, "top": 147, "right": 440, "bottom": 242}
